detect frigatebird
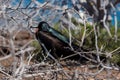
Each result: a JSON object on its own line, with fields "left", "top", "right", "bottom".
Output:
{"left": 30, "top": 21, "right": 86, "bottom": 60}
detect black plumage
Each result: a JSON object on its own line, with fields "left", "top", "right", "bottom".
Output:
{"left": 36, "top": 21, "right": 84, "bottom": 60}
{"left": 30, "top": 21, "right": 106, "bottom": 62}
{"left": 32, "top": 21, "right": 83, "bottom": 60}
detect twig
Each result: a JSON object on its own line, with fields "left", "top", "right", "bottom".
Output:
{"left": 0, "top": 69, "right": 12, "bottom": 78}
{"left": 23, "top": 68, "right": 62, "bottom": 78}
{"left": 0, "top": 47, "right": 34, "bottom": 61}
{"left": 110, "top": 2, "right": 118, "bottom": 42}
{"left": 93, "top": 24, "right": 100, "bottom": 62}
{"left": 100, "top": 62, "right": 119, "bottom": 70}
{"left": 16, "top": 0, "right": 23, "bottom": 9}
{"left": 101, "top": 4, "right": 112, "bottom": 37}
{"left": 109, "top": 46, "right": 120, "bottom": 55}
{"left": 81, "top": 18, "right": 87, "bottom": 46}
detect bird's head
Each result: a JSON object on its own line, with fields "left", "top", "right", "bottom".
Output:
{"left": 30, "top": 21, "right": 50, "bottom": 33}
{"left": 38, "top": 21, "right": 50, "bottom": 32}
{"left": 30, "top": 21, "right": 69, "bottom": 44}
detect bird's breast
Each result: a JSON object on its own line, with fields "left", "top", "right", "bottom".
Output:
{"left": 36, "top": 31, "right": 68, "bottom": 49}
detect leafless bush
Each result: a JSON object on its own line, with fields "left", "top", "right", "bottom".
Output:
{"left": 0, "top": 0, "right": 120, "bottom": 80}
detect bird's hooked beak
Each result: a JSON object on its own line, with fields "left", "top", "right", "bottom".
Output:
{"left": 30, "top": 26, "right": 39, "bottom": 33}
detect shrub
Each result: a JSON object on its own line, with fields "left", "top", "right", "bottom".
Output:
{"left": 31, "top": 40, "right": 45, "bottom": 62}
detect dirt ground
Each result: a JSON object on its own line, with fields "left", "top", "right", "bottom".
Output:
{"left": 0, "top": 58, "right": 120, "bottom": 80}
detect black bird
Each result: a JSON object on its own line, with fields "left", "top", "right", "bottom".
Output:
{"left": 30, "top": 21, "right": 106, "bottom": 63}
{"left": 30, "top": 21, "right": 84, "bottom": 60}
